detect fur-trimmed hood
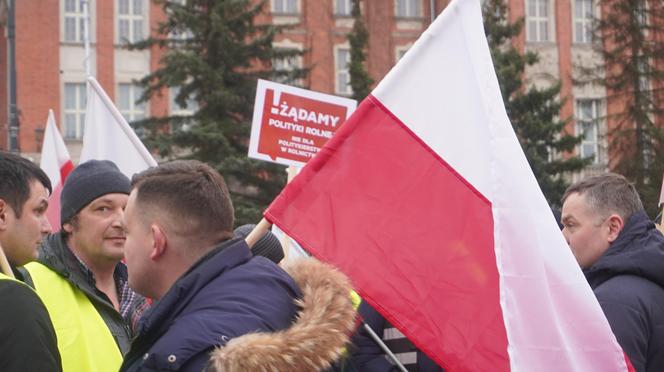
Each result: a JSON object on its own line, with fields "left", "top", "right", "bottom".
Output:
{"left": 206, "top": 258, "right": 357, "bottom": 371}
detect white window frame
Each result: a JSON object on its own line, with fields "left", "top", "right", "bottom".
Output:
{"left": 167, "top": 0, "right": 193, "bottom": 41}
{"left": 62, "top": 0, "right": 88, "bottom": 43}
{"left": 573, "top": 0, "right": 594, "bottom": 44}
{"left": 273, "top": 41, "right": 304, "bottom": 86}
{"left": 170, "top": 86, "right": 198, "bottom": 116}
{"left": 334, "top": 46, "right": 352, "bottom": 96}
{"left": 526, "top": 0, "right": 551, "bottom": 42}
{"left": 117, "top": 83, "right": 147, "bottom": 122}
{"left": 63, "top": 82, "right": 87, "bottom": 140}
{"left": 395, "top": 0, "right": 421, "bottom": 18}
{"left": 334, "top": 0, "right": 353, "bottom": 16}
{"left": 575, "top": 99, "right": 602, "bottom": 164}
{"left": 395, "top": 45, "right": 412, "bottom": 62}
{"left": 117, "top": 0, "right": 147, "bottom": 43}
{"left": 272, "top": 0, "right": 299, "bottom": 14}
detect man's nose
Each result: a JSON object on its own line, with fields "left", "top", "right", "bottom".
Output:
{"left": 41, "top": 215, "right": 52, "bottom": 235}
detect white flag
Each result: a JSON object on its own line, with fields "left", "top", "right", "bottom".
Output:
{"left": 80, "top": 77, "right": 157, "bottom": 178}
{"left": 40, "top": 110, "right": 73, "bottom": 228}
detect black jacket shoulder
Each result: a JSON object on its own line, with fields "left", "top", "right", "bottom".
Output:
{"left": 0, "top": 278, "right": 62, "bottom": 371}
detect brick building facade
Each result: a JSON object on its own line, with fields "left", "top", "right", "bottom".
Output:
{"left": 0, "top": 0, "right": 659, "bottom": 181}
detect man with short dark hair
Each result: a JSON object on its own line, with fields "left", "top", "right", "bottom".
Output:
{"left": 21, "top": 159, "right": 147, "bottom": 372}
{"left": 0, "top": 151, "right": 62, "bottom": 371}
{"left": 561, "top": 172, "right": 664, "bottom": 372}
{"left": 121, "top": 160, "right": 359, "bottom": 371}
{"left": 119, "top": 160, "right": 301, "bottom": 371}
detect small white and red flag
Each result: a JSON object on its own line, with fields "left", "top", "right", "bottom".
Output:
{"left": 265, "top": 0, "right": 634, "bottom": 370}
{"left": 40, "top": 109, "right": 73, "bottom": 228}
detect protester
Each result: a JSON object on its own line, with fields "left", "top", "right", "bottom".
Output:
{"left": 234, "top": 223, "right": 285, "bottom": 264}
{"left": 118, "top": 160, "right": 356, "bottom": 371}
{"left": 0, "top": 151, "right": 62, "bottom": 371}
{"left": 561, "top": 173, "right": 664, "bottom": 371}
{"left": 20, "top": 160, "right": 148, "bottom": 372}
{"left": 347, "top": 300, "right": 443, "bottom": 372}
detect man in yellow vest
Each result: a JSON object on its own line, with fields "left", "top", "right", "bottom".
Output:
{"left": 21, "top": 160, "right": 148, "bottom": 372}
{"left": 0, "top": 151, "right": 62, "bottom": 371}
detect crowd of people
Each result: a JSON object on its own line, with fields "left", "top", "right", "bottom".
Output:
{"left": 0, "top": 151, "right": 663, "bottom": 371}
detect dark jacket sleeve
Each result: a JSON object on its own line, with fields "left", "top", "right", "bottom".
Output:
{"left": 349, "top": 301, "right": 399, "bottom": 372}
{"left": 0, "top": 280, "right": 62, "bottom": 372}
{"left": 595, "top": 278, "right": 650, "bottom": 372}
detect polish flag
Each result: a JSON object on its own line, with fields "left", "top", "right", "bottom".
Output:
{"left": 265, "top": 0, "right": 632, "bottom": 371}
{"left": 40, "top": 110, "right": 73, "bottom": 228}
{"left": 80, "top": 77, "right": 157, "bottom": 178}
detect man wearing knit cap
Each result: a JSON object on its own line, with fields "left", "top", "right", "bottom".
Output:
{"left": 20, "top": 160, "right": 148, "bottom": 372}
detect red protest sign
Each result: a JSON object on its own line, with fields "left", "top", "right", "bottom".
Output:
{"left": 249, "top": 80, "right": 357, "bottom": 167}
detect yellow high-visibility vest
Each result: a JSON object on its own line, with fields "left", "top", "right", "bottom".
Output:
{"left": 24, "top": 262, "right": 122, "bottom": 372}
{"left": 0, "top": 271, "right": 18, "bottom": 282}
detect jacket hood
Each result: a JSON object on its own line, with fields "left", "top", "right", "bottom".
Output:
{"left": 585, "top": 211, "right": 664, "bottom": 289}
{"left": 206, "top": 258, "right": 357, "bottom": 372}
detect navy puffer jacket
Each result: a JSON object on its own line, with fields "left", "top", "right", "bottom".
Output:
{"left": 584, "top": 211, "right": 664, "bottom": 372}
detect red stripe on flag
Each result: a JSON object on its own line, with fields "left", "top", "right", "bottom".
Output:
{"left": 266, "top": 96, "right": 509, "bottom": 371}
{"left": 46, "top": 182, "right": 64, "bottom": 230}
{"left": 60, "top": 160, "right": 74, "bottom": 183}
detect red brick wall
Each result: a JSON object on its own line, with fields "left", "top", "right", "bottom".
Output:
{"left": 97, "top": 0, "right": 115, "bottom": 99}
{"left": 555, "top": 0, "right": 575, "bottom": 140}
{"left": 270, "top": 0, "right": 432, "bottom": 97}
{"left": 150, "top": 1, "right": 169, "bottom": 118}
{"left": 14, "top": 0, "right": 60, "bottom": 152}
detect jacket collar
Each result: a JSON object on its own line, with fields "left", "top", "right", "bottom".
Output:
{"left": 584, "top": 211, "right": 664, "bottom": 288}
{"left": 136, "top": 238, "right": 250, "bottom": 336}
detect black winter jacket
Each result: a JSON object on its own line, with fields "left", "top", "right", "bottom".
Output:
{"left": 0, "top": 268, "right": 62, "bottom": 372}
{"left": 584, "top": 211, "right": 664, "bottom": 372}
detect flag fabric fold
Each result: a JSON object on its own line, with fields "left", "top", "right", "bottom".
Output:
{"left": 80, "top": 77, "right": 157, "bottom": 178}
{"left": 265, "top": 0, "right": 631, "bottom": 371}
{"left": 40, "top": 109, "right": 73, "bottom": 228}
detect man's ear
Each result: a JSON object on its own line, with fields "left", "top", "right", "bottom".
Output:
{"left": 606, "top": 214, "right": 624, "bottom": 243}
{"left": 0, "top": 199, "right": 12, "bottom": 232}
{"left": 62, "top": 222, "right": 74, "bottom": 234}
{"left": 0, "top": 199, "right": 9, "bottom": 231}
{"left": 150, "top": 224, "right": 167, "bottom": 261}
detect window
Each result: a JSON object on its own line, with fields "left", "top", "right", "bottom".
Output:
{"left": 63, "top": 83, "right": 87, "bottom": 140}
{"left": 118, "top": 0, "right": 145, "bottom": 43}
{"left": 395, "top": 0, "right": 420, "bottom": 18}
{"left": 63, "top": 0, "right": 87, "bottom": 42}
{"left": 117, "top": 84, "right": 146, "bottom": 122}
{"left": 574, "top": 0, "right": 593, "bottom": 43}
{"left": 335, "top": 48, "right": 352, "bottom": 95}
{"left": 335, "top": 0, "right": 352, "bottom": 16}
{"left": 396, "top": 46, "right": 410, "bottom": 62}
{"left": 273, "top": 51, "right": 303, "bottom": 86}
{"left": 272, "top": 0, "right": 298, "bottom": 14}
{"left": 526, "top": 0, "right": 549, "bottom": 42}
{"left": 576, "top": 99, "right": 602, "bottom": 164}
{"left": 170, "top": 86, "right": 198, "bottom": 115}
{"left": 168, "top": 0, "right": 193, "bottom": 42}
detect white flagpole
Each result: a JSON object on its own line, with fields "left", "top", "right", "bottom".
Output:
{"left": 82, "top": 0, "right": 92, "bottom": 81}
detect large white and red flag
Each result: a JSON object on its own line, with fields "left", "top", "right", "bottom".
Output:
{"left": 80, "top": 77, "right": 156, "bottom": 177}
{"left": 265, "top": 0, "right": 633, "bottom": 370}
{"left": 40, "top": 109, "right": 73, "bottom": 228}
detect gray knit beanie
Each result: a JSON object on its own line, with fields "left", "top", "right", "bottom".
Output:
{"left": 60, "top": 160, "right": 131, "bottom": 226}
